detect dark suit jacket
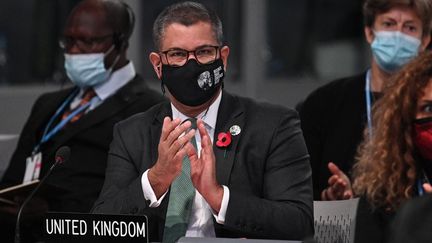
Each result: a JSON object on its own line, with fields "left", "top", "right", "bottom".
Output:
{"left": 92, "top": 91, "right": 314, "bottom": 241}
{"left": 386, "top": 194, "right": 432, "bottom": 243}
{"left": 298, "top": 73, "right": 368, "bottom": 199}
{"left": 354, "top": 196, "right": 394, "bottom": 243}
{"left": 0, "top": 75, "right": 165, "bottom": 212}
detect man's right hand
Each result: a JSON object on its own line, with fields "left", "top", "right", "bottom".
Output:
{"left": 148, "top": 117, "right": 196, "bottom": 198}
{"left": 321, "top": 162, "right": 354, "bottom": 201}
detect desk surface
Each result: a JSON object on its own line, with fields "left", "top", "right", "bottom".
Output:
{"left": 177, "top": 237, "right": 302, "bottom": 243}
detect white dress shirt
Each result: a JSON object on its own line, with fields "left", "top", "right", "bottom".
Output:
{"left": 69, "top": 61, "right": 136, "bottom": 111}
{"left": 141, "top": 91, "right": 230, "bottom": 238}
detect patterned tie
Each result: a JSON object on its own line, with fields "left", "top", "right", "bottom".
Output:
{"left": 163, "top": 118, "right": 197, "bottom": 243}
{"left": 62, "top": 88, "right": 96, "bottom": 123}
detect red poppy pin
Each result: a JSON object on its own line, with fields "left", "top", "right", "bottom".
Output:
{"left": 216, "top": 132, "right": 232, "bottom": 148}
{"left": 216, "top": 125, "right": 240, "bottom": 158}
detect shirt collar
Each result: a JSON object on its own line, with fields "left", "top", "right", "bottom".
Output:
{"left": 171, "top": 91, "right": 222, "bottom": 130}
{"left": 92, "top": 61, "right": 136, "bottom": 101}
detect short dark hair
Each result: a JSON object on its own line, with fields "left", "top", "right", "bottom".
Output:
{"left": 363, "top": 0, "right": 432, "bottom": 36}
{"left": 102, "top": 0, "right": 135, "bottom": 49}
{"left": 152, "top": 1, "right": 223, "bottom": 50}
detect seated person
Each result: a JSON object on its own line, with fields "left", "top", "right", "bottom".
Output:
{"left": 386, "top": 194, "right": 432, "bottom": 243}
{"left": 0, "top": 0, "right": 164, "bottom": 241}
{"left": 299, "top": 0, "right": 432, "bottom": 200}
{"left": 92, "top": 1, "right": 313, "bottom": 242}
{"left": 352, "top": 51, "right": 432, "bottom": 243}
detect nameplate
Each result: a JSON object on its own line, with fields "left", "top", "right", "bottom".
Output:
{"left": 44, "top": 212, "right": 148, "bottom": 243}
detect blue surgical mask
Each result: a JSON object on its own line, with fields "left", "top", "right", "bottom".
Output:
{"left": 64, "top": 45, "right": 119, "bottom": 88}
{"left": 371, "top": 31, "right": 421, "bottom": 73}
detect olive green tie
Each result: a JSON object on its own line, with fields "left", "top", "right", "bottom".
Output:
{"left": 163, "top": 118, "right": 197, "bottom": 243}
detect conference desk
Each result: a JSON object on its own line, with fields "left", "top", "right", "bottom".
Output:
{"left": 178, "top": 237, "right": 303, "bottom": 243}
{"left": 41, "top": 212, "right": 306, "bottom": 243}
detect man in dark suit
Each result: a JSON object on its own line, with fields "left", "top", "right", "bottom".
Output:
{"left": 0, "top": 0, "right": 164, "bottom": 241}
{"left": 93, "top": 1, "right": 313, "bottom": 242}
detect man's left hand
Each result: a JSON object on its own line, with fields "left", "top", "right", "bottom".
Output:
{"left": 186, "top": 119, "right": 223, "bottom": 213}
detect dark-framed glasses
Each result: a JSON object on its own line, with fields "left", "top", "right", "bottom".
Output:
{"left": 59, "top": 34, "right": 113, "bottom": 53}
{"left": 160, "top": 45, "right": 220, "bottom": 67}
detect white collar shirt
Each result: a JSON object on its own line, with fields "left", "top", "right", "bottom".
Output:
{"left": 141, "top": 90, "right": 230, "bottom": 238}
{"left": 170, "top": 91, "right": 220, "bottom": 237}
{"left": 69, "top": 61, "right": 136, "bottom": 111}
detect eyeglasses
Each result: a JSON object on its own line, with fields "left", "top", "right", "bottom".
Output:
{"left": 160, "top": 45, "right": 220, "bottom": 67}
{"left": 59, "top": 34, "right": 113, "bottom": 52}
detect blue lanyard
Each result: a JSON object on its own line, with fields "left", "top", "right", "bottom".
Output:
{"left": 365, "top": 69, "right": 373, "bottom": 140}
{"left": 33, "top": 89, "right": 100, "bottom": 153}
{"left": 417, "top": 170, "right": 431, "bottom": 196}
{"left": 418, "top": 179, "right": 425, "bottom": 196}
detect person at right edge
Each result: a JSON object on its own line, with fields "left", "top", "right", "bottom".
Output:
{"left": 92, "top": 1, "right": 313, "bottom": 242}
{"left": 299, "top": 0, "right": 432, "bottom": 200}
{"left": 353, "top": 51, "right": 432, "bottom": 243}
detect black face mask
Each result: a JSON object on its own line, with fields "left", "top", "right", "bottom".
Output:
{"left": 161, "top": 58, "right": 225, "bottom": 106}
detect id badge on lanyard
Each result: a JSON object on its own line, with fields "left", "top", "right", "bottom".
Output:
{"left": 21, "top": 88, "right": 88, "bottom": 183}
{"left": 23, "top": 152, "right": 42, "bottom": 183}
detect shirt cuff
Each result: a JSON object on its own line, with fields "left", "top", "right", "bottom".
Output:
{"left": 213, "top": 185, "right": 229, "bottom": 224}
{"left": 141, "top": 169, "right": 168, "bottom": 207}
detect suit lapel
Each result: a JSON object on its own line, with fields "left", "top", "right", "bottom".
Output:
{"left": 149, "top": 102, "right": 172, "bottom": 166}
{"left": 35, "top": 88, "right": 77, "bottom": 139}
{"left": 214, "top": 91, "right": 244, "bottom": 186}
{"left": 53, "top": 76, "right": 147, "bottom": 147}
{"left": 146, "top": 92, "right": 244, "bottom": 186}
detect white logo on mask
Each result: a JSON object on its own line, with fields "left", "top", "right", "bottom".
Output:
{"left": 213, "top": 66, "right": 223, "bottom": 85}
{"left": 197, "top": 71, "right": 212, "bottom": 90}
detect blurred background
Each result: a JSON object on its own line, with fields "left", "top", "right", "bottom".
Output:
{"left": 0, "top": 0, "right": 370, "bottom": 135}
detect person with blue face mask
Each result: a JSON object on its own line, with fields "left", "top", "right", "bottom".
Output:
{"left": 299, "top": 0, "right": 432, "bottom": 202}
{"left": 63, "top": 44, "right": 120, "bottom": 88}
{"left": 0, "top": 1, "right": 164, "bottom": 242}
{"left": 371, "top": 30, "right": 421, "bottom": 73}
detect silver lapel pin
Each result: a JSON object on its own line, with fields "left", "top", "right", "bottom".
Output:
{"left": 229, "top": 125, "right": 241, "bottom": 136}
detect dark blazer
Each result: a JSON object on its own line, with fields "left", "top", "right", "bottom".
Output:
{"left": 299, "top": 73, "right": 368, "bottom": 199}
{"left": 92, "top": 91, "right": 314, "bottom": 241}
{"left": 386, "top": 194, "right": 432, "bottom": 243}
{"left": 354, "top": 197, "right": 394, "bottom": 243}
{"left": 0, "top": 75, "right": 165, "bottom": 212}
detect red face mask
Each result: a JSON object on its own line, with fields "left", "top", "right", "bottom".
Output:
{"left": 414, "top": 117, "right": 432, "bottom": 161}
